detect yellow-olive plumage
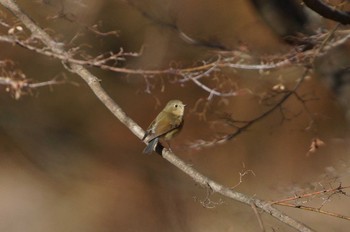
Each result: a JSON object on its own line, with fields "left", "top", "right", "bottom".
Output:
{"left": 142, "top": 100, "right": 185, "bottom": 154}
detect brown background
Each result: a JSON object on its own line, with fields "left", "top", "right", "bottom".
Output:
{"left": 0, "top": 0, "right": 349, "bottom": 231}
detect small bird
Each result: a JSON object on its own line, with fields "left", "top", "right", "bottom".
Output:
{"left": 142, "top": 100, "right": 185, "bottom": 154}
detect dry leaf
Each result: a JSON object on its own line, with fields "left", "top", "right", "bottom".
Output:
{"left": 307, "top": 138, "right": 325, "bottom": 156}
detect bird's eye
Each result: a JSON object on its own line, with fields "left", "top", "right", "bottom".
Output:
{"left": 174, "top": 104, "right": 178, "bottom": 108}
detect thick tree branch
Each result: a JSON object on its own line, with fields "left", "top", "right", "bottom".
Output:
{"left": 0, "top": 0, "right": 314, "bottom": 231}
{"left": 303, "top": 0, "right": 350, "bottom": 24}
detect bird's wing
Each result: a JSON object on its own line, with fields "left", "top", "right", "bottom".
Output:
{"left": 149, "top": 113, "right": 182, "bottom": 141}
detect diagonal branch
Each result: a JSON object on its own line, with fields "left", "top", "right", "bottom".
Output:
{"left": 0, "top": 0, "right": 314, "bottom": 231}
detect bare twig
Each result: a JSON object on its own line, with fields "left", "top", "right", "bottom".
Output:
{"left": 271, "top": 184, "right": 350, "bottom": 221}
{"left": 178, "top": 64, "right": 241, "bottom": 99}
{"left": 251, "top": 202, "right": 266, "bottom": 232}
{"left": 188, "top": 68, "right": 309, "bottom": 150}
{"left": 0, "top": 76, "right": 65, "bottom": 99}
{"left": 276, "top": 202, "right": 350, "bottom": 221}
{"left": 271, "top": 185, "right": 350, "bottom": 204}
{"left": 0, "top": 27, "right": 349, "bottom": 103}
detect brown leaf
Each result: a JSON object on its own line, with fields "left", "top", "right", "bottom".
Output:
{"left": 307, "top": 138, "right": 325, "bottom": 156}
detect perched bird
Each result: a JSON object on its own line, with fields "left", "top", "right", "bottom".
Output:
{"left": 142, "top": 100, "right": 185, "bottom": 154}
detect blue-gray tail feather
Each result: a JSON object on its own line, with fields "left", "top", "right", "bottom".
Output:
{"left": 143, "top": 138, "right": 159, "bottom": 154}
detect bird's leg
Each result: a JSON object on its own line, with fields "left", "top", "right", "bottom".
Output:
{"left": 164, "top": 140, "right": 173, "bottom": 153}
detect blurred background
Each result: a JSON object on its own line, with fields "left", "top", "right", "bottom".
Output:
{"left": 0, "top": 0, "right": 350, "bottom": 231}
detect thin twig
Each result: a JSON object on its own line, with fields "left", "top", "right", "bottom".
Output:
{"left": 188, "top": 68, "right": 310, "bottom": 150}
{"left": 270, "top": 185, "right": 350, "bottom": 205}
{"left": 251, "top": 202, "right": 266, "bottom": 232}
{"left": 276, "top": 202, "right": 350, "bottom": 221}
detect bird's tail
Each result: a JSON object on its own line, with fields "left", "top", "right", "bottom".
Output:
{"left": 143, "top": 137, "right": 159, "bottom": 154}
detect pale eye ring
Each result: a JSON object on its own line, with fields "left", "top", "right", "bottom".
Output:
{"left": 174, "top": 104, "right": 178, "bottom": 108}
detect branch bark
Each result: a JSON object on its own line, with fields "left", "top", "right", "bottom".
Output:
{"left": 303, "top": 0, "right": 350, "bottom": 24}
{"left": 0, "top": 0, "right": 314, "bottom": 231}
